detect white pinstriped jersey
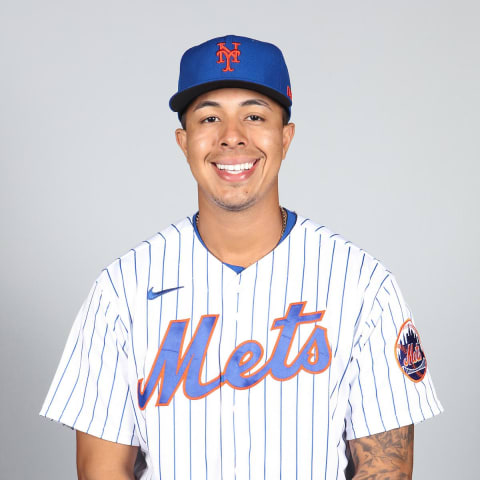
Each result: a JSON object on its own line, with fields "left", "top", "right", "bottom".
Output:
{"left": 40, "top": 213, "right": 442, "bottom": 479}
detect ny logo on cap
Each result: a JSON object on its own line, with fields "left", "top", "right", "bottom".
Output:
{"left": 216, "top": 42, "right": 241, "bottom": 72}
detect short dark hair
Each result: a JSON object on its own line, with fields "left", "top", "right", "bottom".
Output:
{"left": 180, "top": 105, "right": 290, "bottom": 130}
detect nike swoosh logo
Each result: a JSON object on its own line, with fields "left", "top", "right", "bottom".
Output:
{"left": 147, "top": 286, "right": 184, "bottom": 300}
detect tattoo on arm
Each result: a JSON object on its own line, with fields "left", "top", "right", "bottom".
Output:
{"left": 348, "top": 424, "right": 414, "bottom": 480}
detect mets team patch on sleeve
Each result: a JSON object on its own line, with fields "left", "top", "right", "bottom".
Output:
{"left": 395, "top": 319, "right": 427, "bottom": 382}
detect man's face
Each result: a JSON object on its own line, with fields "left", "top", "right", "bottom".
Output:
{"left": 176, "top": 88, "right": 295, "bottom": 212}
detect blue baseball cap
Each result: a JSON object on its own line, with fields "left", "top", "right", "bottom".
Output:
{"left": 169, "top": 35, "right": 292, "bottom": 120}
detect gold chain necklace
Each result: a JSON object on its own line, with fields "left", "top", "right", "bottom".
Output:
{"left": 279, "top": 206, "right": 287, "bottom": 238}
{"left": 196, "top": 207, "right": 287, "bottom": 239}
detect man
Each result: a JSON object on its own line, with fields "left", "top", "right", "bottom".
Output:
{"left": 40, "top": 35, "right": 442, "bottom": 479}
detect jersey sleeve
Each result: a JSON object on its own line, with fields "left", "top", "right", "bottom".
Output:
{"left": 344, "top": 274, "right": 443, "bottom": 440}
{"left": 39, "top": 269, "right": 140, "bottom": 446}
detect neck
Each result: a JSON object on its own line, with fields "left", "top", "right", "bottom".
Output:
{"left": 196, "top": 196, "right": 284, "bottom": 268}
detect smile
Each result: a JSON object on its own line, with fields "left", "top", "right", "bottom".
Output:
{"left": 215, "top": 161, "right": 256, "bottom": 173}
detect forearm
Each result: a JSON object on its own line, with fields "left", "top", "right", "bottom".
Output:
{"left": 352, "top": 467, "right": 412, "bottom": 479}
{"left": 349, "top": 425, "right": 414, "bottom": 480}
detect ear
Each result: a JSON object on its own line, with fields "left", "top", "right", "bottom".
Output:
{"left": 282, "top": 122, "right": 295, "bottom": 159}
{"left": 175, "top": 128, "right": 188, "bottom": 158}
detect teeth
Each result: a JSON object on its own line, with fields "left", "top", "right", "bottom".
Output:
{"left": 216, "top": 162, "right": 254, "bottom": 172}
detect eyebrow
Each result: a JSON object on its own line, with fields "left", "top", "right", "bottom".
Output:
{"left": 240, "top": 99, "right": 272, "bottom": 110}
{"left": 193, "top": 100, "right": 220, "bottom": 111}
{"left": 192, "top": 98, "right": 272, "bottom": 111}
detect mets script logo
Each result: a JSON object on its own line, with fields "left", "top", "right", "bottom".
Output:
{"left": 395, "top": 319, "right": 427, "bottom": 382}
{"left": 216, "top": 41, "right": 241, "bottom": 72}
{"left": 137, "top": 302, "right": 331, "bottom": 408}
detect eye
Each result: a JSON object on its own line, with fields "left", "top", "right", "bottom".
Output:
{"left": 202, "top": 116, "right": 219, "bottom": 123}
{"left": 246, "top": 114, "right": 263, "bottom": 121}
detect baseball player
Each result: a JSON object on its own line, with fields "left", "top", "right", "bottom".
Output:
{"left": 40, "top": 35, "right": 442, "bottom": 479}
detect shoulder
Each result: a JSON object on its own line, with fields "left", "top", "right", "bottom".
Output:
{"left": 95, "top": 216, "right": 195, "bottom": 291}
{"left": 294, "top": 213, "right": 387, "bottom": 275}
{"left": 291, "top": 213, "right": 397, "bottom": 321}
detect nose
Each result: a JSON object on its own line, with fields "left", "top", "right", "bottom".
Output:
{"left": 219, "top": 118, "right": 247, "bottom": 148}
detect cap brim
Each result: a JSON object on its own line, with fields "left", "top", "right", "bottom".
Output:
{"left": 169, "top": 80, "right": 292, "bottom": 117}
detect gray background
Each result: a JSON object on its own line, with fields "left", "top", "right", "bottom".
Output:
{"left": 1, "top": 0, "right": 478, "bottom": 478}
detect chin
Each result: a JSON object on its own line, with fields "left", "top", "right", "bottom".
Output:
{"left": 212, "top": 195, "right": 257, "bottom": 212}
